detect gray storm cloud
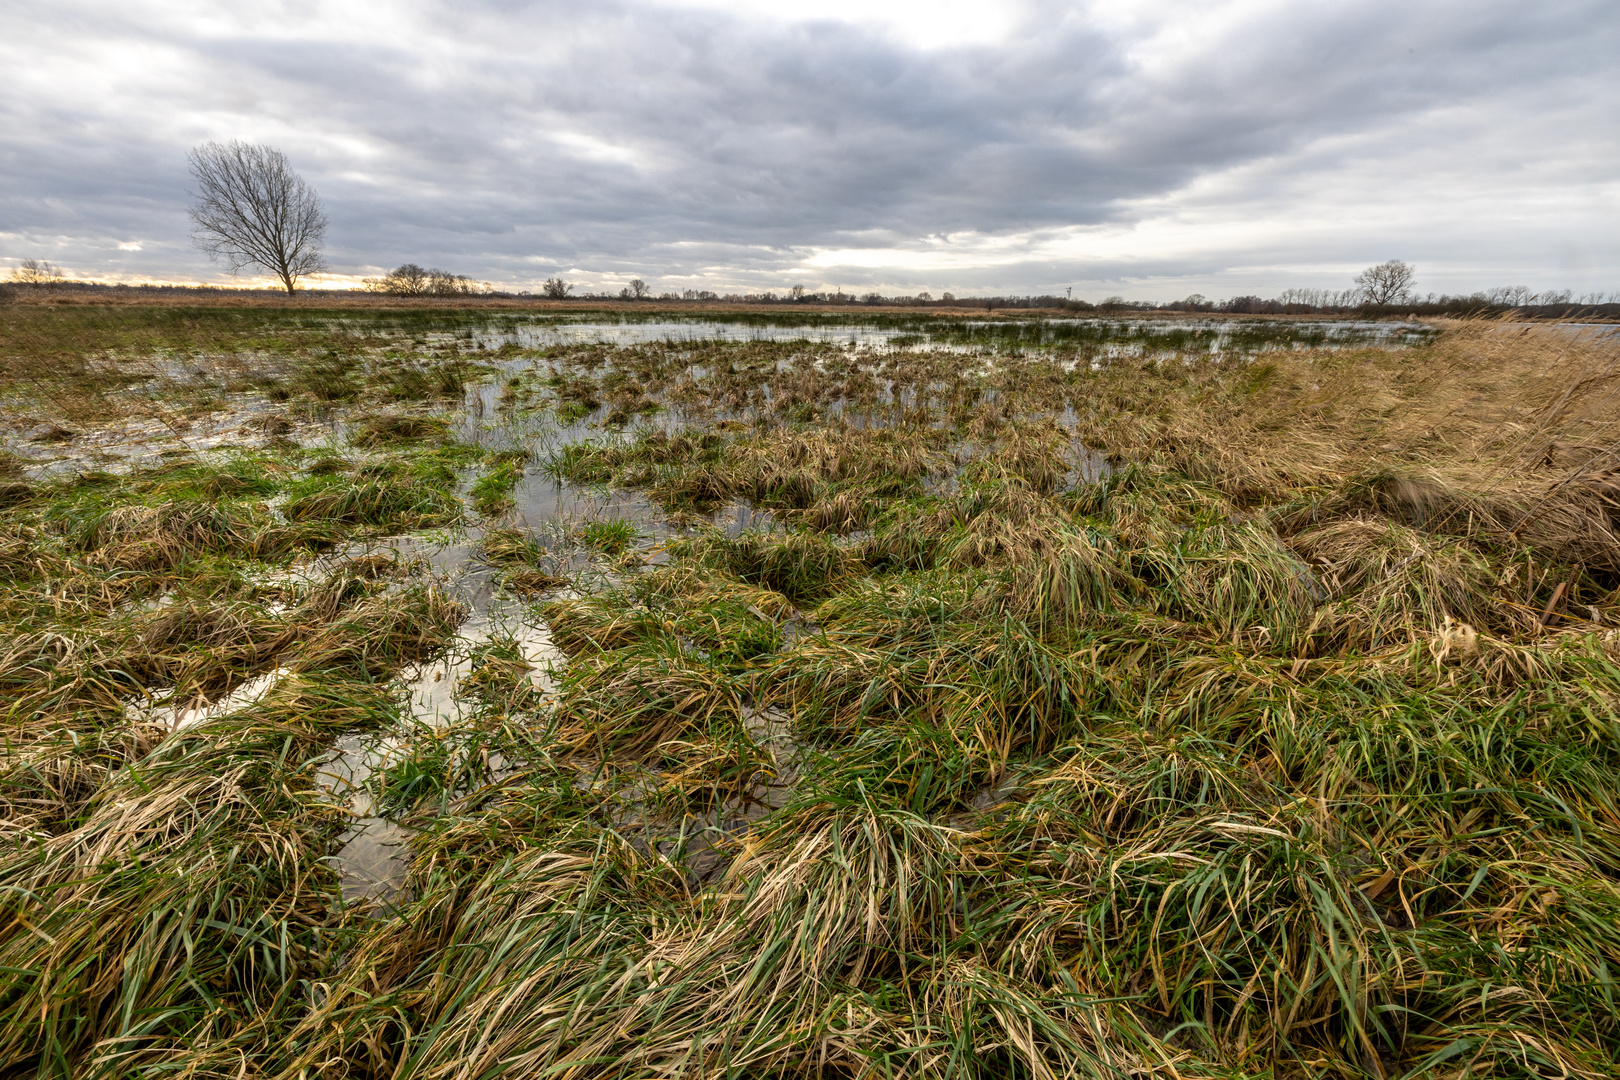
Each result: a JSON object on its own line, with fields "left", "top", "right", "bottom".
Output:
{"left": 1, "top": 0, "right": 1616, "bottom": 296}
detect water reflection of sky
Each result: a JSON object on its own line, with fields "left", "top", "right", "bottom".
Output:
{"left": 523, "top": 321, "right": 891, "bottom": 347}
{"left": 459, "top": 315, "right": 1437, "bottom": 354}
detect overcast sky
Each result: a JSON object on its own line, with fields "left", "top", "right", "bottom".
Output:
{"left": 3, "top": 0, "right": 1617, "bottom": 299}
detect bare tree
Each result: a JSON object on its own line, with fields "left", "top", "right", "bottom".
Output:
{"left": 627, "top": 278, "right": 649, "bottom": 299}
{"left": 427, "top": 270, "right": 487, "bottom": 296}
{"left": 10, "top": 259, "right": 65, "bottom": 287}
{"left": 188, "top": 141, "right": 327, "bottom": 294}
{"left": 364, "top": 264, "right": 489, "bottom": 297}
{"left": 1355, "top": 260, "right": 1416, "bottom": 306}
{"left": 364, "top": 263, "right": 431, "bottom": 296}
{"left": 542, "top": 277, "right": 573, "bottom": 299}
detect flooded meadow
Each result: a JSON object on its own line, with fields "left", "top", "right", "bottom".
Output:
{"left": 2, "top": 304, "right": 1619, "bottom": 1078}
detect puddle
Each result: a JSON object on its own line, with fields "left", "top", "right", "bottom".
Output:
{"left": 510, "top": 473, "right": 673, "bottom": 542}
{"left": 592, "top": 705, "right": 806, "bottom": 888}
{"left": 744, "top": 706, "right": 803, "bottom": 809}
{"left": 402, "top": 603, "right": 564, "bottom": 725}
{"left": 709, "top": 498, "right": 777, "bottom": 537}
{"left": 316, "top": 524, "right": 573, "bottom": 904}
{"left": 449, "top": 315, "right": 1438, "bottom": 355}
{"left": 1066, "top": 444, "right": 1115, "bottom": 485}
{"left": 320, "top": 737, "right": 413, "bottom": 904}
{"left": 124, "top": 666, "right": 290, "bottom": 731}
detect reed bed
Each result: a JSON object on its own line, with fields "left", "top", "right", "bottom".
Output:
{"left": 1, "top": 310, "right": 1617, "bottom": 1078}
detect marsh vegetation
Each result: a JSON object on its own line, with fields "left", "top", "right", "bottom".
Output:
{"left": 1, "top": 305, "right": 1618, "bottom": 1078}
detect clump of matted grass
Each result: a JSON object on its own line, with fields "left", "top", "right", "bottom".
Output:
{"left": 548, "top": 422, "right": 951, "bottom": 515}
{"left": 0, "top": 416, "right": 486, "bottom": 1075}
{"left": 284, "top": 475, "right": 460, "bottom": 529}
{"left": 674, "top": 525, "right": 861, "bottom": 602}
{"left": 0, "top": 674, "right": 411, "bottom": 1076}
{"left": 273, "top": 797, "right": 1150, "bottom": 1079}
{"left": 469, "top": 456, "right": 522, "bottom": 515}
{"left": 479, "top": 525, "right": 569, "bottom": 593}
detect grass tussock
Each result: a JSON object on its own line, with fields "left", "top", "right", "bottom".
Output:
{"left": 283, "top": 475, "right": 460, "bottom": 529}
{"left": 349, "top": 412, "right": 450, "bottom": 447}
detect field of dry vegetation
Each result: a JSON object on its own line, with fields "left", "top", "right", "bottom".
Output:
{"left": 1, "top": 302, "right": 1618, "bottom": 1079}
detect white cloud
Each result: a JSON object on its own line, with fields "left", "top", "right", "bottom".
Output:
{"left": 548, "top": 132, "right": 649, "bottom": 170}
{"left": 1, "top": 0, "right": 1615, "bottom": 298}
{"left": 647, "top": 0, "right": 1033, "bottom": 50}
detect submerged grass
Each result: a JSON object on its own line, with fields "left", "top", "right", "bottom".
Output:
{"left": 2, "top": 309, "right": 1618, "bottom": 1078}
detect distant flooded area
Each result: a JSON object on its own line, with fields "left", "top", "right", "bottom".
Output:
{"left": 295, "top": 309, "right": 1440, "bottom": 355}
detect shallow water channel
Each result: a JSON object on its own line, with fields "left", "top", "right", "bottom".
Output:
{"left": 314, "top": 475, "right": 784, "bottom": 904}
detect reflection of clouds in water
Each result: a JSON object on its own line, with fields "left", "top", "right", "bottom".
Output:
{"left": 402, "top": 606, "right": 564, "bottom": 727}
{"left": 465, "top": 317, "right": 1437, "bottom": 353}
{"left": 324, "top": 535, "right": 569, "bottom": 903}
{"left": 124, "top": 666, "right": 290, "bottom": 731}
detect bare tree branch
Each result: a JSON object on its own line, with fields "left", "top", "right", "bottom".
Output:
{"left": 188, "top": 141, "right": 327, "bottom": 294}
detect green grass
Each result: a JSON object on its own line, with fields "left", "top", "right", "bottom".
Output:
{"left": 577, "top": 517, "right": 641, "bottom": 555}
{"left": 283, "top": 474, "right": 461, "bottom": 529}
{"left": 2, "top": 308, "right": 1618, "bottom": 1078}
{"left": 470, "top": 453, "right": 527, "bottom": 516}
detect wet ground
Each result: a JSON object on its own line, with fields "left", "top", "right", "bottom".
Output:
{"left": 397, "top": 313, "right": 1440, "bottom": 354}
{"left": 11, "top": 309, "right": 1620, "bottom": 1078}
{"left": 0, "top": 311, "right": 1436, "bottom": 903}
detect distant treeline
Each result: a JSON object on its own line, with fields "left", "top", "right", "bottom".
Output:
{"left": 610, "top": 286, "right": 1620, "bottom": 319}
{"left": 5, "top": 276, "right": 1618, "bottom": 320}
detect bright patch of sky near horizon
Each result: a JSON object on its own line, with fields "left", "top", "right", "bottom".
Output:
{"left": 1, "top": 0, "right": 1616, "bottom": 300}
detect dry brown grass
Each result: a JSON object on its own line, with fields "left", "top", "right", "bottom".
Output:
{"left": 1075, "top": 319, "right": 1620, "bottom": 574}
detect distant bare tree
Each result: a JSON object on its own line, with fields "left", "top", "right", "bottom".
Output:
{"left": 1355, "top": 260, "right": 1416, "bottom": 305}
{"left": 10, "top": 259, "right": 65, "bottom": 287}
{"left": 364, "top": 263, "right": 431, "bottom": 296}
{"left": 542, "top": 277, "right": 573, "bottom": 299}
{"left": 1484, "top": 285, "right": 1532, "bottom": 307}
{"left": 789, "top": 284, "right": 806, "bottom": 301}
{"left": 188, "top": 140, "right": 327, "bottom": 294}
{"left": 428, "top": 269, "right": 487, "bottom": 296}
{"left": 626, "top": 278, "right": 649, "bottom": 299}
